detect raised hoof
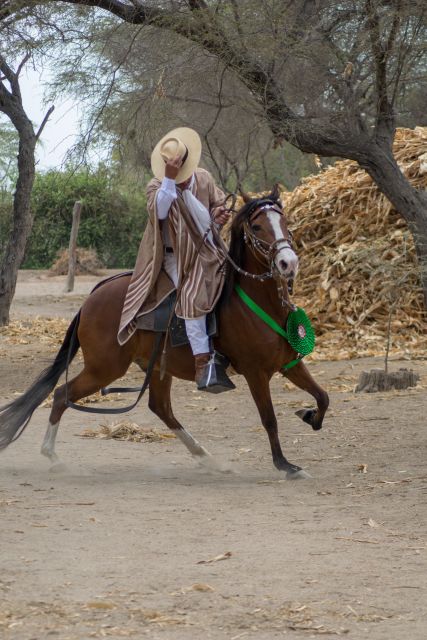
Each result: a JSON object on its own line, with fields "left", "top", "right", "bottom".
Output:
{"left": 295, "top": 408, "right": 322, "bottom": 431}
{"left": 286, "top": 467, "right": 313, "bottom": 480}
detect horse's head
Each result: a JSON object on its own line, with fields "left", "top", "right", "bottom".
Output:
{"left": 230, "top": 185, "right": 298, "bottom": 281}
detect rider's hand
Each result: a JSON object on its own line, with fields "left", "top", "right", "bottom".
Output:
{"left": 212, "top": 206, "right": 230, "bottom": 226}
{"left": 164, "top": 154, "right": 184, "bottom": 180}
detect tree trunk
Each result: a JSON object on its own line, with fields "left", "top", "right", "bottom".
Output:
{"left": 0, "top": 127, "right": 36, "bottom": 325}
{"left": 0, "top": 79, "right": 37, "bottom": 325}
{"left": 358, "top": 144, "right": 427, "bottom": 309}
{"left": 65, "top": 201, "right": 82, "bottom": 293}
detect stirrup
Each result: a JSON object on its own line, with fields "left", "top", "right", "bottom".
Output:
{"left": 197, "top": 352, "right": 236, "bottom": 394}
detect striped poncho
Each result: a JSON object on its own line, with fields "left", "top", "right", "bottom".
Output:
{"left": 117, "top": 168, "right": 226, "bottom": 345}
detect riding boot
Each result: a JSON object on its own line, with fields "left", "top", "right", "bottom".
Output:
{"left": 194, "top": 352, "right": 236, "bottom": 394}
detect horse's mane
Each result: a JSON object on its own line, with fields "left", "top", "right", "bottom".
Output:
{"left": 221, "top": 185, "right": 282, "bottom": 304}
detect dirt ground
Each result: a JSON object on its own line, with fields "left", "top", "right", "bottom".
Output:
{"left": 1, "top": 271, "right": 426, "bottom": 640}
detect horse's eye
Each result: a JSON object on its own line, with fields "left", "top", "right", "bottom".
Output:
{"left": 252, "top": 224, "right": 261, "bottom": 232}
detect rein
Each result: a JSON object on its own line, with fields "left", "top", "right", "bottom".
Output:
{"left": 64, "top": 320, "right": 163, "bottom": 414}
{"left": 212, "top": 226, "right": 273, "bottom": 282}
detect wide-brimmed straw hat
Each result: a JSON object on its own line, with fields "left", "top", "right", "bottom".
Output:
{"left": 151, "top": 127, "right": 202, "bottom": 183}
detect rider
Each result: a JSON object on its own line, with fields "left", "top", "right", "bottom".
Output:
{"left": 118, "top": 127, "right": 235, "bottom": 392}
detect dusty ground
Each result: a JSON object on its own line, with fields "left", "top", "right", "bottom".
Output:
{"left": 0, "top": 271, "right": 426, "bottom": 640}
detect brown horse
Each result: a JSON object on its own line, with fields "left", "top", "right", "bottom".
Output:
{"left": 0, "top": 189, "right": 328, "bottom": 478}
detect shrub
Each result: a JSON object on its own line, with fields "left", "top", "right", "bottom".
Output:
{"left": 23, "top": 168, "right": 147, "bottom": 269}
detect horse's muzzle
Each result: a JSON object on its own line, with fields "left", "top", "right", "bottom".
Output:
{"left": 276, "top": 247, "right": 299, "bottom": 279}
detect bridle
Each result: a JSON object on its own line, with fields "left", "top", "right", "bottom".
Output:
{"left": 243, "top": 201, "right": 294, "bottom": 271}
{"left": 215, "top": 195, "right": 295, "bottom": 287}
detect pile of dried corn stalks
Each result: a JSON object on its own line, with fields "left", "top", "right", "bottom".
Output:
{"left": 277, "top": 127, "right": 426, "bottom": 359}
{"left": 77, "top": 420, "right": 176, "bottom": 443}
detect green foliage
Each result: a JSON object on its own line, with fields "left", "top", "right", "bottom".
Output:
{"left": 0, "top": 120, "right": 19, "bottom": 189}
{"left": 23, "top": 168, "right": 147, "bottom": 269}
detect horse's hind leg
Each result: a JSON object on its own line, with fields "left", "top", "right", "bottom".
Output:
{"left": 245, "top": 371, "right": 309, "bottom": 479}
{"left": 148, "top": 371, "right": 213, "bottom": 462}
{"left": 41, "top": 362, "right": 130, "bottom": 467}
{"left": 283, "top": 361, "right": 329, "bottom": 431}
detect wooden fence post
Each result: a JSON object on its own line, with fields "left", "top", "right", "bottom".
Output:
{"left": 65, "top": 201, "right": 82, "bottom": 293}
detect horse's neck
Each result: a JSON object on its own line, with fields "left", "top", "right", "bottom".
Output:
{"left": 237, "top": 252, "right": 289, "bottom": 324}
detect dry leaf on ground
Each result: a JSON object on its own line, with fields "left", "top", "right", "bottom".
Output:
{"left": 197, "top": 551, "right": 232, "bottom": 564}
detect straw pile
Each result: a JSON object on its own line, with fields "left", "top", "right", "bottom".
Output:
{"left": 227, "top": 127, "right": 425, "bottom": 359}
{"left": 49, "top": 247, "right": 102, "bottom": 276}
{"left": 284, "top": 127, "right": 426, "bottom": 358}
{"left": 77, "top": 420, "right": 176, "bottom": 443}
{"left": 0, "top": 317, "right": 70, "bottom": 346}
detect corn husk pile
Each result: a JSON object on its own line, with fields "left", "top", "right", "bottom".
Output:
{"left": 49, "top": 247, "right": 102, "bottom": 276}
{"left": 0, "top": 317, "right": 70, "bottom": 347}
{"left": 284, "top": 127, "right": 427, "bottom": 358}
{"left": 224, "top": 127, "right": 426, "bottom": 359}
{"left": 77, "top": 420, "right": 176, "bottom": 443}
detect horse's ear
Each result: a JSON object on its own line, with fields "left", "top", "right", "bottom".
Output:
{"left": 239, "top": 189, "right": 252, "bottom": 203}
{"left": 270, "top": 183, "right": 280, "bottom": 202}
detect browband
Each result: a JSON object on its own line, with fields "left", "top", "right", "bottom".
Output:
{"left": 246, "top": 198, "right": 283, "bottom": 219}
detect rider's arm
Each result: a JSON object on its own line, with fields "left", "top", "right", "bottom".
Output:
{"left": 207, "top": 173, "right": 226, "bottom": 213}
{"left": 156, "top": 177, "right": 177, "bottom": 220}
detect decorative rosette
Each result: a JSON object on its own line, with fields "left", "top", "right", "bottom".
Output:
{"left": 285, "top": 307, "right": 315, "bottom": 356}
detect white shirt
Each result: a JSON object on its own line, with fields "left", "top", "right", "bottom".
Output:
{"left": 156, "top": 177, "right": 177, "bottom": 221}
{"left": 156, "top": 177, "right": 177, "bottom": 247}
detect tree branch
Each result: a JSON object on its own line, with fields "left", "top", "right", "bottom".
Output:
{"left": 39, "top": 0, "right": 396, "bottom": 161}
{"left": 365, "top": 0, "right": 395, "bottom": 144}
{"left": 385, "top": 0, "right": 402, "bottom": 63}
{"left": 0, "top": 53, "right": 17, "bottom": 90}
{"left": 16, "top": 52, "right": 31, "bottom": 79}
{"left": 59, "top": 0, "right": 162, "bottom": 23}
{"left": 35, "top": 105, "right": 55, "bottom": 141}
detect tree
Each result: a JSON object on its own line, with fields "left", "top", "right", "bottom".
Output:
{"left": 0, "top": 52, "right": 53, "bottom": 325}
{"left": 39, "top": 15, "right": 315, "bottom": 190}
{"left": 91, "top": 22, "right": 318, "bottom": 190}
{"left": 2, "top": 1, "right": 427, "bottom": 304}
{"left": 30, "top": 0, "right": 425, "bottom": 302}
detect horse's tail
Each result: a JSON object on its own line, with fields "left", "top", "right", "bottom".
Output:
{"left": 0, "top": 311, "right": 81, "bottom": 450}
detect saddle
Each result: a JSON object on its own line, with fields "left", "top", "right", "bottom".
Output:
{"left": 135, "top": 291, "right": 234, "bottom": 394}
{"left": 135, "top": 291, "right": 217, "bottom": 348}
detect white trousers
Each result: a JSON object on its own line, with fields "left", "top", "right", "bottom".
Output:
{"left": 163, "top": 252, "right": 210, "bottom": 355}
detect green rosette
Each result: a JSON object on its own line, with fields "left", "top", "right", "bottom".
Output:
{"left": 285, "top": 307, "right": 315, "bottom": 356}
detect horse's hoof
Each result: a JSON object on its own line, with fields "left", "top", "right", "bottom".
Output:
{"left": 295, "top": 409, "right": 322, "bottom": 431}
{"left": 286, "top": 467, "right": 312, "bottom": 480}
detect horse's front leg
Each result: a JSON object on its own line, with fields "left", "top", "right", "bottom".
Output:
{"left": 283, "top": 361, "right": 329, "bottom": 431}
{"left": 245, "top": 371, "right": 310, "bottom": 479}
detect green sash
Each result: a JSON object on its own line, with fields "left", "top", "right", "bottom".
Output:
{"left": 234, "top": 284, "right": 314, "bottom": 370}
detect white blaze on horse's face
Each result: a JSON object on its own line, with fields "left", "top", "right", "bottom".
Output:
{"left": 267, "top": 211, "right": 299, "bottom": 279}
